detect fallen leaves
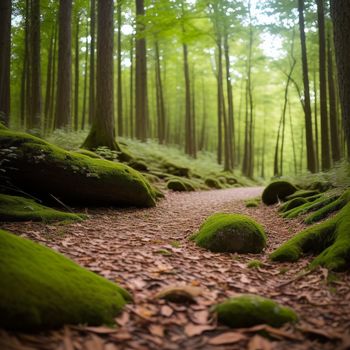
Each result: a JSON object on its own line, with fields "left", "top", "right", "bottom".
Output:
{"left": 155, "top": 285, "right": 202, "bottom": 303}
{"left": 184, "top": 324, "right": 215, "bottom": 337}
{"left": 208, "top": 332, "right": 246, "bottom": 345}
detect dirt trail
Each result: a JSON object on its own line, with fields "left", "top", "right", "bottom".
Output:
{"left": 1, "top": 187, "right": 350, "bottom": 350}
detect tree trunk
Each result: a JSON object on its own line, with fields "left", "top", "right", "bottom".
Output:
{"left": 0, "top": 0, "right": 11, "bottom": 126}
{"left": 74, "top": 14, "right": 80, "bottom": 131}
{"left": 313, "top": 67, "right": 319, "bottom": 171}
{"left": 55, "top": 0, "right": 72, "bottom": 129}
{"left": 117, "top": 0, "right": 123, "bottom": 136}
{"left": 81, "top": 19, "right": 89, "bottom": 130}
{"left": 327, "top": 28, "right": 340, "bottom": 162}
{"left": 298, "top": 0, "right": 316, "bottom": 172}
{"left": 129, "top": 35, "right": 134, "bottom": 138}
{"left": 135, "top": 0, "right": 148, "bottom": 141}
{"left": 316, "top": 0, "right": 331, "bottom": 169}
{"left": 88, "top": 0, "right": 95, "bottom": 125}
{"left": 29, "top": 0, "right": 41, "bottom": 130}
{"left": 330, "top": 0, "right": 350, "bottom": 156}
{"left": 82, "top": 0, "right": 119, "bottom": 150}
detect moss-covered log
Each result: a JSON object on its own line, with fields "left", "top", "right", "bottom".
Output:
{"left": 262, "top": 181, "right": 297, "bottom": 205}
{"left": 0, "top": 129, "right": 157, "bottom": 207}
{"left": 0, "top": 194, "right": 85, "bottom": 222}
{"left": 271, "top": 190, "right": 350, "bottom": 271}
{"left": 0, "top": 229, "right": 132, "bottom": 331}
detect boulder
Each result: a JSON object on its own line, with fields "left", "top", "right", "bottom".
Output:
{"left": 262, "top": 181, "right": 297, "bottom": 205}
{"left": 0, "top": 229, "right": 132, "bottom": 331}
{"left": 0, "top": 129, "right": 157, "bottom": 207}
{"left": 167, "top": 178, "right": 195, "bottom": 192}
{"left": 214, "top": 294, "right": 298, "bottom": 328}
{"left": 191, "top": 213, "right": 266, "bottom": 253}
{"left": 205, "top": 177, "right": 222, "bottom": 189}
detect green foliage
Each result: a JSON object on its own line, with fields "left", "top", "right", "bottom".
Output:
{"left": 0, "top": 194, "right": 84, "bottom": 222}
{"left": 167, "top": 178, "right": 195, "bottom": 192}
{"left": 271, "top": 190, "right": 350, "bottom": 271}
{"left": 279, "top": 197, "right": 307, "bottom": 213}
{"left": 245, "top": 198, "right": 260, "bottom": 208}
{"left": 0, "top": 229, "right": 131, "bottom": 331}
{"left": 192, "top": 213, "right": 266, "bottom": 253}
{"left": 262, "top": 181, "right": 297, "bottom": 205}
{"left": 214, "top": 294, "right": 298, "bottom": 328}
{"left": 285, "top": 189, "right": 320, "bottom": 201}
{"left": 0, "top": 128, "right": 157, "bottom": 207}
{"left": 247, "top": 259, "right": 263, "bottom": 269}
{"left": 205, "top": 177, "right": 222, "bottom": 189}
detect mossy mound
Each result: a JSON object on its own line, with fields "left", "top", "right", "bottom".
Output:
{"left": 0, "top": 129, "right": 157, "bottom": 207}
{"left": 0, "top": 229, "right": 132, "bottom": 331}
{"left": 205, "top": 177, "right": 222, "bottom": 189}
{"left": 128, "top": 159, "right": 148, "bottom": 171}
{"left": 214, "top": 294, "right": 298, "bottom": 328}
{"left": 0, "top": 194, "right": 85, "bottom": 222}
{"left": 245, "top": 198, "right": 260, "bottom": 208}
{"left": 285, "top": 190, "right": 320, "bottom": 201}
{"left": 225, "top": 176, "right": 238, "bottom": 185}
{"left": 167, "top": 179, "right": 195, "bottom": 192}
{"left": 160, "top": 160, "right": 190, "bottom": 178}
{"left": 307, "top": 180, "right": 333, "bottom": 192}
{"left": 262, "top": 181, "right": 297, "bottom": 205}
{"left": 74, "top": 149, "right": 102, "bottom": 159}
{"left": 271, "top": 190, "right": 350, "bottom": 271}
{"left": 192, "top": 213, "right": 266, "bottom": 253}
{"left": 279, "top": 197, "right": 308, "bottom": 213}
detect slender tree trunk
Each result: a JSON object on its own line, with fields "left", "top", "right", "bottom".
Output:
{"left": 81, "top": 21, "right": 89, "bottom": 130}
{"left": 117, "top": 0, "right": 123, "bottom": 136}
{"left": 327, "top": 29, "right": 340, "bottom": 162}
{"left": 317, "top": 0, "right": 331, "bottom": 169}
{"left": 191, "top": 66, "right": 197, "bottom": 158}
{"left": 55, "top": 0, "right": 72, "bottom": 129}
{"left": 88, "top": 0, "right": 95, "bottom": 125}
{"left": 74, "top": 14, "right": 80, "bottom": 131}
{"left": 216, "top": 37, "right": 223, "bottom": 165}
{"left": 0, "top": 0, "right": 11, "bottom": 126}
{"left": 135, "top": 0, "right": 148, "bottom": 141}
{"left": 289, "top": 100, "right": 298, "bottom": 174}
{"left": 298, "top": 0, "right": 316, "bottom": 172}
{"left": 313, "top": 67, "right": 319, "bottom": 171}
{"left": 129, "top": 35, "right": 134, "bottom": 138}
{"left": 82, "top": 0, "right": 120, "bottom": 150}
{"left": 29, "top": 0, "right": 41, "bottom": 130}
{"left": 199, "top": 79, "right": 207, "bottom": 151}
{"left": 49, "top": 26, "right": 58, "bottom": 131}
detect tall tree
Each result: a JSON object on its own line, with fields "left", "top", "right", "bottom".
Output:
{"left": 330, "top": 0, "right": 350, "bottom": 156}
{"left": 116, "top": 0, "right": 123, "bottom": 136}
{"left": 298, "top": 0, "right": 316, "bottom": 172}
{"left": 135, "top": 0, "right": 148, "bottom": 141}
{"left": 55, "top": 0, "right": 72, "bottom": 129}
{"left": 0, "top": 0, "right": 11, "bottom": 126}
{"left": 316, "top": 0, "right": 331, "bottom": 169}
{"left": 88, "top": 0, "right": 96, "bottom": 125}
{"left": 82, "top": 0, "right": 119, "bottom": 150}
{"left": 74, "top": 12, "right": 80, "bottom": 131}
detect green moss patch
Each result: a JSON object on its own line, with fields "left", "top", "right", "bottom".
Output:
{"left": 205, "top": 177, "right": 222, "bottom": 189}
{"left": 245, "top": 198, "right": 260, "bottom": 208}
{"left": 279, "top": 197, "right": 307, "bottom": 213}
{"left": 0, "top": 194, "right": 84, "bottom": 222}
{"left": 262, "top": 181, "right": 297, "bottom": 205}
{"left": 0, "top": 229, "right": 132, "bottom": 331}
{"left": 271, "top": 191, "right": 350, "bottom": 271}
{"left": 167, "top": 178, "right": 195, "bottom": 192}
{"left": 192, "top": 213, "right": 266, "bottom": 253}
{"left": 286, "top": 190, "right": 320, "bottom": 201}
{"left": 73, "top": 149, "right": 102, "bottom": 159}
{"left": 0, "top": 129, "right": 157, "bottom": 207}
{"left": 214, "top": 294, "right": 298, "bottom": 328}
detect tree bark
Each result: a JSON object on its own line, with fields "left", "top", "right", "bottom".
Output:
{"left": 330, "top": 0, "right": 350, "bottom": 157}
{"left": 316, "top": 0, "right": 331, "bottom": 169}
{"left": 82, "top": 0, "right": 119, "bottom": 150}
{"left": 74, "top": 14, "right": 80, "bottom": 131}
{"left": 88, "top": 0, "right": 95, "bottom": 125}
{"left": 81, "top": 19, "right": 89, "bottom": 130}
{"left": 117, "top": 0, "right": 123, "bottom": 136}
{"left": 298, "top": 0, "right": 316, "bottom": 172}
{"left": 0, "top": 0, "right": 11, "bottom": 126}
{"left": 55, "top": 0, "right": 72, "bottom": 129}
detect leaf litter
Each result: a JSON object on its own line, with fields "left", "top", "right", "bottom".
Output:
{"left": 1, "top": 187, "right": 350, "bottom": 349}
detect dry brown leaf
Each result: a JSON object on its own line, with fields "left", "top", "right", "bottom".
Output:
{"left": 63, "top": 327, "right": 74, "bottom": 350}
{"left": 297, "top": 325, "right": 343, "bottom": 340}
{"left": 83, "top": 335, "right": 104, "bottom": 350}
{"left": 160, "top": 305, "right": 174, "bottom": 317}
{"left": 148, "top": 324, "right": 164, "bottom": 337}
{"left": 184, "top": 324, "right": 215, "bottom": 337}
{"left": 115, "top": 311, "right": 130, "bottom": 327}
{"left": 104, "top": 343, "right": 119, "bottom": 350}
{"left": 208, "top": 332, "right": 246, "bottom": 345}
{"left": 248, "top": 335, "right": 272, "bottom": 350}
{"left": 84, "top": 326, "right": 118, "bottom": 335}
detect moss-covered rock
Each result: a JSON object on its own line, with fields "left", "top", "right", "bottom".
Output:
{"left": 128, "top": 159, "right": 148, "bottom": 171}
{"left": 308, "top": 180, "right": 333, "bottom": 192}
{"left": 226, "top": 176, "right": 238, "bottom": 185}
{"left": 262, "top": 181, "right": 297, "bottom": 205}
{"left": 245, "top": 198, "right": 260, "bottom": 208}
{"left": 205, "top": 177, "right": 222, "bottom": 189}
{"left": 0, "top": 129, "right": 157, "bottom": 207}
{"left": 0, "top": 229, "right": 132, "bottom": 331}
{"left": 285, "top": 190, "right": 320, "bottom": 201}
{"left": 160, "top": 160, "right": 190, "bottom": 178}
{"left": 271, "top": 190, "right": 350, "bottom": 271}
{"left": 167, "top": 179, "right": 195, "bottom": 192}
{"left": 73, "top": 149, "right": 102, "bottom": 159}
{"left": 279, "top": 197, "right": 308, "bottom": 213}
{"left": 214, "top": 294, "right": 298, "bottom": 328}
{"left": 0, "top": 194, "right": 85, "bottom": 222}
{"left": 192, "top": 213, "right": 266, "bottom": 253}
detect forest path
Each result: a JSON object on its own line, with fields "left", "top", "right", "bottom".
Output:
{"left": 1, "top": 187, "right": 349, "bottom": 350}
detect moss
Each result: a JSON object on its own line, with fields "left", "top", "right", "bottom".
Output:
{"left": 225, "top": 176, "right": 238, "bottom": 185}
{"left": 245, "top": 198, "right": 260, "bottom": 208}
{"left": 308, "top": 180, "right": 333, "bottom": 192}
{"left": 262, "top": 181, "right": 297, "bottom": 205}
{"left": 247, "top": 259, "right": 263, "bottom": 269}
{"left": 0, "top": 194, "right": 85, "bottom": 222}
{"left": 167, "top": 178, "right": 196, "bottom": 192}
{"left": 192, "top": 213, "right": 266, "bottom": 253}
{"left": 73, "top": 149, "right": 102, "bottom": 159}
{"left": 279, "top": 197, "right": 308, "bottom": 213}
{"left": 286, "top": 190, "right": 320, "bottom": 201}
{"left": 0, "top": 129, "right": 157, "bottom": 207}
{"left": 214, "top": 294, "right": 298, "bottom": 328}
{"left": 127, "top": 159, "right": 148, "bottom": 171}
{"left": 205, "top": 177, "right": 222, "bottom": 189}
{"left": 0, "top": 122, "right": 7, "bottom": 129}
{"left": 0, "top": 229, "right": 132, "bottom": 331}
{"left": 271, "top": 191, "right": 350, "bottom": 270}
{"left": 160, "top": 160, "right": 191, "bottom": 178}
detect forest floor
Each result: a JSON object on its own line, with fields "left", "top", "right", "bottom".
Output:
{"left": 1, "top": 187, "right": 350, "bottom": 350}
